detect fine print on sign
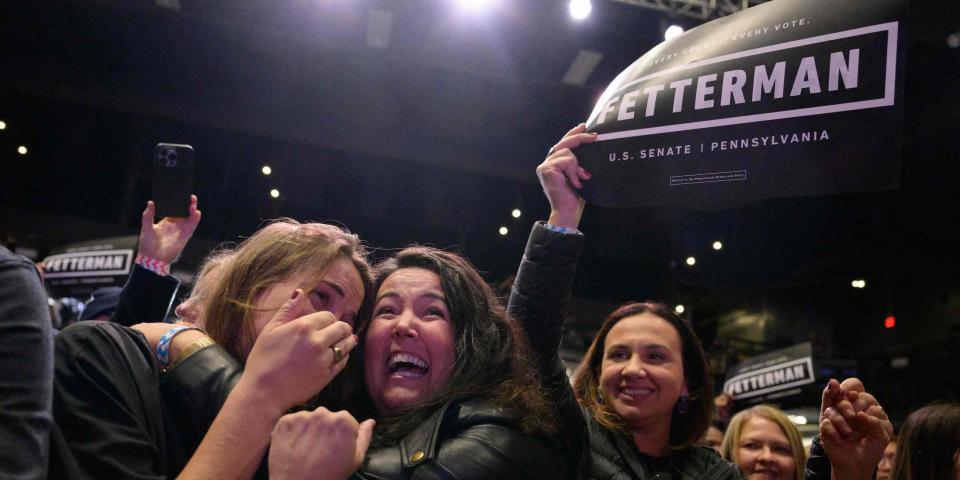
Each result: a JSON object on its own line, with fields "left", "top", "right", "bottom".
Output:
{"left": 576, "top": 0, "right": 907, "bottom": 207}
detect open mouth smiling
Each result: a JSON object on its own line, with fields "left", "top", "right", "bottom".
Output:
{"left": 388, "top": 352, "right": 429, "bottom": 378}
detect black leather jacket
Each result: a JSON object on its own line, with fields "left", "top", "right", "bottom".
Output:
{"left": 358, "top": 399, "right": 566, "bottom": 479}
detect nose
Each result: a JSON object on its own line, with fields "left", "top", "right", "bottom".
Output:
{"left": 621, "top": 354, "right": 647, "bottom": 378}
{"left": 176, "top": 298, "right": 196, "bottom": 322}
{"left": 393, "top": 310, "right": 417, "bottom": 338}
{"left": 757, "top": 446, "right": 775, "bottom": 464}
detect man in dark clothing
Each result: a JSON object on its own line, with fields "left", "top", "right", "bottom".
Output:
{"left": 0, "top": 245, "right": 53, "bottom": 480}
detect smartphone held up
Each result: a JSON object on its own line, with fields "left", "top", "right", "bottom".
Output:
{"left": 152, "top": 143, "right": 194, "bottom": 218}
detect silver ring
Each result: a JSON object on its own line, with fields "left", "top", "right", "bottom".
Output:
{"left": 331, "top": 345, "right": 344, "bottom": 363}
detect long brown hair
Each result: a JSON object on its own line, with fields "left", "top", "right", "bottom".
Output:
{"left": 358, "top": 247, "right": 557, "bottom": 445}
{"left": 200, "top": 219, "right": 371, "bottom": 363}
{"left": 573, "top": 301, "right": 712, "bottom": 450}
{"left": 892, "top": 401, "right": 960, "bottom": 480}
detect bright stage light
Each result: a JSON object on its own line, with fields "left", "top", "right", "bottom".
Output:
{"left": 685, "top": 256, "right": 696, "bottom": 266}
{"left": 457, "top": 0, "right": 492, "bottom": 12}
{"left": 262, "top": 166, "right": 272, "bottom": 175}
{"left": 0, "top": 121, "right": 6, "bottom": 130}
{"left": 498, "top": 226, "right": 509, "bottom": 236}
{"left": 569, "top": 0, "right": 592, "bottom": 21}
{"left": 511, "top": 208, "right": 521, "bottom": 218}
{"left": 674, "top": 304, "right": 685, "bottom": 314}
{"left": 712, "top": 241, "right": 723, "bottom": 250}
{"left": 664, "top": 25, "right": 684, "bottom": 41}
{"left": 270, "top": 189, "right": 280, "bottom": 198}
{"left": 17, "top": 145, "right": 28, "bottom": 155}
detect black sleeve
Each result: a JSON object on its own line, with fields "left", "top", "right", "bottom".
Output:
{"left": 111, "top": 264, "right": 180, "bottom": 326}
{"left": 49, "top": 322, "right": 169, "bottom": 480}
{"left": 0, "top": 248, "right": 53, "bottom": 480}
{"left": 505, "top": 222, "right": 586, "bottom": 475}
{"left": 160, "top": 344, "right": 243, "bottom": 455}
{"left": 803, "top": 435, "right": 832, "bottom": 480}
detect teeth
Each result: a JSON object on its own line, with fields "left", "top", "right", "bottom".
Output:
{"left": 389, "top": 352, "right": 428, "bottom": 370}
{"left": 622, "top": 387, "right": 654, "bottom": 396}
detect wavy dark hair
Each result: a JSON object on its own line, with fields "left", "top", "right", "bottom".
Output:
{"left": 892, "top": 401, "right": 960, "bottom": 480}
{"left": 353, "top": 246, "right": 557, "bottom": 445}
{"left": 573, "top": 301, "right": 712, "bottom": 451}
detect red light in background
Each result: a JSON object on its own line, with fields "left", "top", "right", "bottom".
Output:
{"left": 884, "top": 315, "right": 896, "bottom": 329}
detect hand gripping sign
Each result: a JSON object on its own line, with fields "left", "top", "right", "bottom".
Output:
{"left": 576, "top": 0, "right": 907, "bottom": 207}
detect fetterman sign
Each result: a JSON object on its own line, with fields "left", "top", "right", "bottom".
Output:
{"left": 723, "top": 342, "right": 816, "bottom": 405}
{"left": 42, "top": 236, "right": 137, "bottom": 298}
{"left": 576, "top": 0, "right": 907, "bottom": 207}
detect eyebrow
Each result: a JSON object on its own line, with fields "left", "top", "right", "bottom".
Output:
{"left": 374, "top": 290, "right": 446, "bottom": 304}
{"left": 608, "top": 343, "right": 671, "bottom": 350}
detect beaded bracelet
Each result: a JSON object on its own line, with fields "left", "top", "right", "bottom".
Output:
{"left": 156, "top": 325, "right": 207, "bottom": 368}
{"left": 136, "top": 253, "right": 171, "bottom": 277}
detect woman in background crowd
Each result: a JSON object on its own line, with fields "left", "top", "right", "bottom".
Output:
{"left": 891, "top": 402, "right": 960, "bottom": 480}
{"left": 876, "top": 435, "right": 897, "bottom": 480}
{"left": 721, "top": 405, "right": 806, "bottom": 480}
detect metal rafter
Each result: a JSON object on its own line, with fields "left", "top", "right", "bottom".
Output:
{"left": 611, "top": 0, "right": 770, "bottom": 21}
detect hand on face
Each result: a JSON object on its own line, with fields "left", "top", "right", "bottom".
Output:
{"left": 138, "top": 195, "right": 201, "bottom": 265}
{"left": 537, "top": 124, "right": 595, "bottom": 229}
{"left": 819, "top": 378, "right": 893, "bottom": 480}
{"left": 239, "top": 288, "right": 358, "bottom": 414}
{"left": 736, "top": 416, "right": 797, "bottom": 480}
{"left": 268, "top": 407, "right": 375, "bottom": 480}
{"left": 364, "top": 268, "right": 455, "bottom": 415}
{"left": 599, "top": 313, "right": 686, "bottom": 441}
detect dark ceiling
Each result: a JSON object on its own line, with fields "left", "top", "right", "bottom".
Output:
{"left": 2, "top": 0, "right": 960, "bottom": 406}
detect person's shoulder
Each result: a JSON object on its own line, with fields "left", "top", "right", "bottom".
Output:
{"left": 673, "top": 445, "right": 742, "bottom": 479}
{"left": 0, "top": 245, "right": 38, "bottom": 272}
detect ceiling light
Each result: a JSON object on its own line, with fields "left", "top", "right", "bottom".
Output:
{"left": 457, "top": 0, "right": 492, "bottom": 12}
{"left": 499, "top": 226, "right": 509, "bottom": 236}
{"left": 511, "top": 208, "right": 521, "bottom": 218}
{"left": 17, "top": 146, "right": 27, "bottom": 155}
{"left": 712, "top": 241, "right": 723, "bottom": 250}
{"left": 685, "top": 256, "right": 696, "bottom": 266}
{"left": 262, "top": 166, "right": 272, "bottom": 175}
{"left": 0, "top": 121, "right": 6, "bottom": 130}
{"left": 674, "top": 304, "right": 685, "bottom": 314}
{"left": 569, "top": 0, "right": 592, "bottom": 21}
{"left": 664, "top": 25, "right": 684, "bottom": 41}
{"left": 270, "top": 189, "right": 280, "bottom": 198}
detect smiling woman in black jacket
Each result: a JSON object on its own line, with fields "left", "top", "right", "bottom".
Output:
{"left": 508, "top": 123, "right": 894, "bottom": 480}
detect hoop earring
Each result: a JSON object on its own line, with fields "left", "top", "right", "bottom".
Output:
{"left": 596, "top": 386, "right": 605, "bottom": 404}
{"left": 677, "top": 394, "right": 689, "bottom": 414}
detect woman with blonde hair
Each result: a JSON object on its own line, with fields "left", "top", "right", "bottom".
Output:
{"left": 50, "top": 218, "right": 372, "bottom": 479}
{"left": 721, "top": 405, "right": 807, "bottom": 480}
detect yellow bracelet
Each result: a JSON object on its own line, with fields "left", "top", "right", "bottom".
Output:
{"left": 164, "top": 337, "right": 216, "bottom": 373}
